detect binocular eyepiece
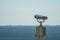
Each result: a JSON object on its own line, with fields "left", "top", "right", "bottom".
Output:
{"left": 34, "top": 15, "right": 48, "bottom": 20}
{"left": 34, "top": 15, "right": 48, "bottom": 23}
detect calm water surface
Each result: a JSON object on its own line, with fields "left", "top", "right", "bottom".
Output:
{"left": 0, "top": 25, "right": 60, "bottom": 40}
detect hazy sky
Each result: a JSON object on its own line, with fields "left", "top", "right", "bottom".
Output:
{"left": 0, "top": 0, "right": 60, "bottom": 25}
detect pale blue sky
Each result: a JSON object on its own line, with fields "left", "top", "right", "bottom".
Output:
{"left": 0, "top": 0, "right": 60, "bottom": 25}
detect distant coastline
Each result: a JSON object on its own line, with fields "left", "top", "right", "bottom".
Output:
{"left": 0, "top": 25, "right": 60, "bottom": 27}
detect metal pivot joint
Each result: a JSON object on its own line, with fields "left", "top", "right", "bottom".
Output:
{"left": 34, "top": 15, "right": 48, "bottom": 26}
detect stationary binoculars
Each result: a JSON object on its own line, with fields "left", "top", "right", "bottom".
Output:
{"left": 34, "top": 15, "right": 48, "bottom": 40}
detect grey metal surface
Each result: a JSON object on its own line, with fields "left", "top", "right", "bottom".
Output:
{"left": 34, "top": 15, "right": 48, "bottom": 20}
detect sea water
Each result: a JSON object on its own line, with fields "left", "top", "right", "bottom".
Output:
{"left": 0, "top": 25, "right": 60, "bottom": 40}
